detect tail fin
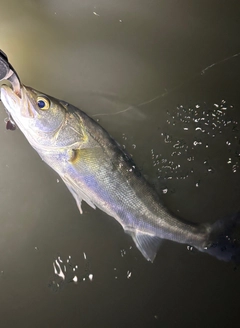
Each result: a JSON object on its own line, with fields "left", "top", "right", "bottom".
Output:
{"left": 204, "top": 212, "right": 240, "bottom": 263}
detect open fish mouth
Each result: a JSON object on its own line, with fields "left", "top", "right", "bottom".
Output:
{"left": 1, "top": 84, "right": 21, "bottom": 111}
{"left": 1, "top": 84, "right": 35, "bottom": 121}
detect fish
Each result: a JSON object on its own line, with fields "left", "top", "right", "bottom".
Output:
{"left": 0, "top": 51, "right": 240, "bottom": 263}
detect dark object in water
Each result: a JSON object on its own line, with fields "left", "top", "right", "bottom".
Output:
{"left": 0, "top": 49, "right": 22, "bottom": 96}
{"left": 5, "top": 119, "right": 16, "bottom": 131}
{"left": 0, "top": 50, "right": 9, "bottom": 80}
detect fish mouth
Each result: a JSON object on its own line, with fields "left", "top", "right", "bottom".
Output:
{"left": 0, "top": 50, "right": 29, "bottom": 122}
{"left": 1, "top": 84, "right": 21, "bottom": 112}
{"left": 1, "top": 84, "right": 34, "bottom": 119}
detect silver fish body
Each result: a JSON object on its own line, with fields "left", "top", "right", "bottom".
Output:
{"left": 1, "top": 84, "right": 211, "bottom": 261}
{"left": 1, "top": 81, "right": 239, "bottom": 263}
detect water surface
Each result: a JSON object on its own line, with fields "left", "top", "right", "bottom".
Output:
{"left": 0, "top": 1, "right": 240, "bottom": 327}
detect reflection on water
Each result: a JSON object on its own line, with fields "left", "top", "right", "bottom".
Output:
{"left": 49, "top": 253, "right": 92, "bottom": 292}
{"left": 48, "top": 246, "right": 135, "bottom": 291}
{"left": 152, "top": 98, "right": 239, "bottom": 183}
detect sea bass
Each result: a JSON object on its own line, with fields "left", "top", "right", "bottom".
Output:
{"left": 0, "top": 51, "right": 239, "bottom": 262}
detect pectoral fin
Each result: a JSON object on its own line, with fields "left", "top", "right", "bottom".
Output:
{"left": 126, "top": 230, "right": 162, "bottom": 262}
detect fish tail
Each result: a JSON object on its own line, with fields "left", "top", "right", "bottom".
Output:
{"left": 203, "top": 212, "right": 240, "bottom": 263}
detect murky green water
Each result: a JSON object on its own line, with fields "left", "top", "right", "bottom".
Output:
{"left": 0, "top": 1, "right": 240, "bottom": 327}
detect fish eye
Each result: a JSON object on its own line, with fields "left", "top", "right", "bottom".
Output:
{"left": 37, "top": 96, "right": 50, "bottom": 110}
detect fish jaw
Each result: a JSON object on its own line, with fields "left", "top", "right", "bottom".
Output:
{"left": 1, "top": 84, "right": 34, "bottom": 120}
{"left": 0, "top": 84, "right": 41, "bottom": 149}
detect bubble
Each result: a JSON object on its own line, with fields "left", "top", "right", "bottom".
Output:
{"left": 73, "top": 276, "right": 78, "bottom": 283}
{"left": 207, "top": 167, "right": 214, "bottom": 173}
{"left": 232, "top": 164, "right": 238, "bottom": 173}
{"left": 193, "top": 141, "right": 202, "bottom": 146}
{"left": 120, "top": 249, "right": 126, "bottom": 257}
{"left": 89, "top": 274, "right": 93, "bottom": 281}
{"left": 127, "top": 271, "right": 132, "bottom": 279}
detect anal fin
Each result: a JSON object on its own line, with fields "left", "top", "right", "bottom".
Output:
{"left": 127, "top": 230, "right": 162, "bottom": 262}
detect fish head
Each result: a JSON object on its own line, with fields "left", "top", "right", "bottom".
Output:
{"left": 1, "top": 84, "right": 66, "bottom": 147}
